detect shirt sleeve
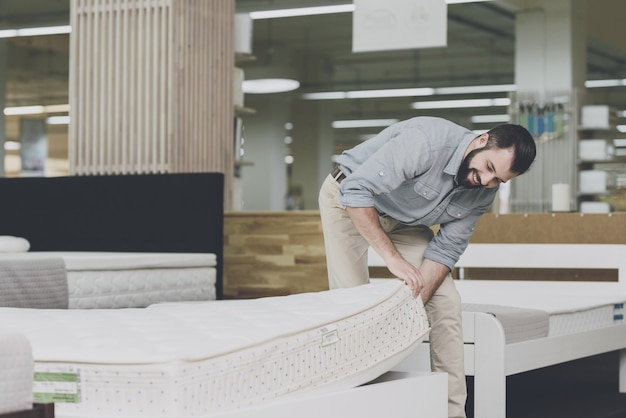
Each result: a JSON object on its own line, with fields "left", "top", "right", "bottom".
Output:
{"left": 337, "top": 126, "right": 433, "bottom": 208}
{"left": 423, "top": 199, "right": 494, "bottom": 271}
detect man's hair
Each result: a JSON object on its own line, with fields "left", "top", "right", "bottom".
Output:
{"left": 484, "top": 124, "right": 536, "bottom": 175}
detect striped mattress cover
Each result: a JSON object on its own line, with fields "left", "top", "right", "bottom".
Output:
{"left": 0, "top": 279, "right": 429, "bottom": 418}
{"left": 0, "top": 252, "right": 217, "bottom": 308}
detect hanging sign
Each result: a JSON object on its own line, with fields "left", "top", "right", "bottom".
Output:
{"left": 353, "top": 0, "right": 447, "bottom": 53}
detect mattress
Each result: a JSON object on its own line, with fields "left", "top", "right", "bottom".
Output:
{"left": 0, "top": 330, "right": 34, "bottom": 415}
{"left": 0, "top": 252, "right": 217, "bottom": 308}
{"left": 0, "top": 279, "right": 429, "bottom": 418}
{"left": 456, "top": 280, "right": 626, "bottom": 339}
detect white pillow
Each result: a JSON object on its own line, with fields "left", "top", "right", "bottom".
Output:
{"left": 0, "top": 236, "right": 30, "bottom": 253}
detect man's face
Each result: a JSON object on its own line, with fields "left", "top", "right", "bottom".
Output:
{"left": 458, "top": 146, "right": 517, "bottom": 189}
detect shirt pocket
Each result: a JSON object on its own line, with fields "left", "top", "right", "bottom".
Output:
{"left": 412, "top": 180, "right": 440, "bottom": 201}
{"left": 446, "top": 201, "right": 470, "bottom": 219}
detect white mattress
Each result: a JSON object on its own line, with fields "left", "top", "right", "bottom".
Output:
{"left": 0, "top": 279, "right": 429, "bottom": 418}
{"left": 0, "top": 330, "right": 33, "bottom": 415}
{"left": 456, "top": 280, "right": 626, "bottom": 337}
{"left": 0, "top": 252, "right": 217, "bottom": 308}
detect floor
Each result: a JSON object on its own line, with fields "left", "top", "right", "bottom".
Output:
{"left": 465, "top": 351, "right": 626, "bottom": 418}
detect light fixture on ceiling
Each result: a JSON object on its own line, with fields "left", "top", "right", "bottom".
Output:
{"left": 3, "top": 104, "right": 70, "bottom": 116}
{"left": 242, "top": 78, "right": 300, "bottom": 94}
{"left": 303, "top": 84, "right": 516, "bottom": 101}
{"left": 0, "top": 25, "right": 71, "bottom": 39}
{"left": 247, "top": 0, "right": 493, "bottom": 20}
{"left": 332, "top": 119, "right": 399, "bottom": 129}
{"left": 470, "top": 114, "right": 511, "bottom": 123}
{"left": 585, "top": 79, "right": 626, "bottom": 88}
{"left": 618, "top": 125, "right": 626, "bottom": 133}
{"left": 249, "top": 4, "right": 355, "bottom": 19}
{"left": 411, "top": 98, "right": 511, "bottom": 110}
{"left": 47, "top": 116, "right": 71, "bottom": 125}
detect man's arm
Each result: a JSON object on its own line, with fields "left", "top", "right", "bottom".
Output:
{"left": 345, "top": 206, "right": 448, "bottom": 302}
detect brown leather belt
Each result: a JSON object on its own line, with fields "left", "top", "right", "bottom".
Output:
{"left": 331, "top": 165, "right": 346, "bottom": 183}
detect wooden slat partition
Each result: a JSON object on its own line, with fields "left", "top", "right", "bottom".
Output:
{"left": 69, "top": 0, "right": 234, "bottom": 208}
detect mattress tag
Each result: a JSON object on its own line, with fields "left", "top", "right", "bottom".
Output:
{"left": 319, "top": 324, "right": 339, "bottom": 347}
{"left": 33, "top": 365, "right": 81, "bottom": 403}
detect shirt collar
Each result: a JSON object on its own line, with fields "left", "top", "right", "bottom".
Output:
{"left": 444, "top": 131, "right": 477, "bottom": 177}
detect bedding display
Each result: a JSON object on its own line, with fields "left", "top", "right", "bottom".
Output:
{"left": 457, "top": 280, "right": 626, "bottom": 339}
{"left": 0, "top": 330, "right": 33, "bottom": 415}
{"left": 0, "top": 252, "right": 217, "bottom": 309}
{"left": 0, "top": 173, "right": 225, "bottom": 299}
{"left": 390, "top": 243, "right": 626, "bottom": 418}
{"left": 0, "top": 279, "right": 429, "bottom": 418}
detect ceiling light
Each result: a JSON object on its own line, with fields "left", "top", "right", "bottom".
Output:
{"left": 242, "top": 78, "right": 300, "bottom": 94}
{"left": 0, "top": 25, "right": 71, "bottom": 39}
{"left": 585, "top": 79, "right": 626, "bottom": 88}
{"left": 302, "top": 84, "right": 514, "bottom": 101}
{"left": 411, "top": 98, "right": 510, "bottom": 110}
{"left": 471, "top": 114, "right": 511, "bottom": 123}
{"left": 249, "top": 4, "right": 355, "bottom": 19}
{"left": 247, "top": 0, "right": 492, "bottom": 19}
{"left": 4, "top": 105, "right": 45, "bottom": 116}
{"left": 332, "top": 119, "right": 399, "bottom": 129}
{"left": 435, "top": 84, "right": 516, "bottom": 94}
{"left": 47, "top": 116, "right": 71, "bottom": 125}
{"left": 4, "top": 104, "right": 70, "bottom": 116}
{"left": 618, "top": 125, "right": 626, "bottom": 133}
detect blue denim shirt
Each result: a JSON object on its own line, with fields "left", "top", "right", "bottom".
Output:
{"left": 336, "top": 116, "right": 498, "bottom": 270}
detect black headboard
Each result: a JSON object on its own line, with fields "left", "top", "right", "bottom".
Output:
{"left": 0, "top": 172, "right": 224, "bottom": 299}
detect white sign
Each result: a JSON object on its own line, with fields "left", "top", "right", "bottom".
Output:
{"left": 353, "top": 0, "right": 447, "bottom": 53}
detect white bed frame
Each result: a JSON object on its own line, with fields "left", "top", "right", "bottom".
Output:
{"left": 373, "top": 243, "right": 626, "bottom": 418}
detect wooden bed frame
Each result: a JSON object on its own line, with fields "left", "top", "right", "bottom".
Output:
{"left": 374, "top": 243, "right": 626, "bottom": 418}
{"left": 0, "top": 173, "right": 225, "bottom": 299}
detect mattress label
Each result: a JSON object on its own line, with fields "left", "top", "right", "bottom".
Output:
{"left": 33, "top": 365, "right": 81, "bottom": 403}
{"left": 319, "top": 324, "right": 339, "bottom": 347}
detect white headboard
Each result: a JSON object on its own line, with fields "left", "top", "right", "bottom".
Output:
{"left": 369, "top": 244, "right": 626, "bottom": 285}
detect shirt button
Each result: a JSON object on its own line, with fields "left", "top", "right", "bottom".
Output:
{"left": 457, "top": 212, "right": 461, "bottom": 216}
{"left": 378, "top": 170, "right": 385, "bottom": 177}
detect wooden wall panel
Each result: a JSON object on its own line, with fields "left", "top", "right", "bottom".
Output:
{"left": 224, "top": 212, "right": 626, "bottom": 298}
{"left": 224, "top": 211, "right": 329, "bottom": 299}
{"left": 69, "top": 0, "right": 234, "bottom": 208}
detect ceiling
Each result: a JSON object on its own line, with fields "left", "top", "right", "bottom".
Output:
{"left": 1, "top": 0, "right": 626, "bottom": 156}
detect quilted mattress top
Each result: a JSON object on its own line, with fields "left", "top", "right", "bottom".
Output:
{"left": 0, "top": 252, "right": 216, "bottom": 270}
{"left": 0, "top": 279, "right": 422, "bottom": 365}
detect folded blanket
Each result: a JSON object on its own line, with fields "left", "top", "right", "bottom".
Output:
{"left": 0, "top": 236, "right": 30, "bottom": 253}
{"left": 0, "top": 258, "right": 68, "bottom": 309}
{"left": 463, "top": 303, "right": 549, "bottom": 344}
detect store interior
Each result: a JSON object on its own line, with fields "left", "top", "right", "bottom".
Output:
{"left": 1, "top": 0, "right": 625, "bottom": 212}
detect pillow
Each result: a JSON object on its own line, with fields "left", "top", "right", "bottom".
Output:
{"left": 0, "top": 236, "right": 30, "bottom": 253}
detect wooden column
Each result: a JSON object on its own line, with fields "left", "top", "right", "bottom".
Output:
{"left": 69, "top": 0, "right": 234, "bottom": 208}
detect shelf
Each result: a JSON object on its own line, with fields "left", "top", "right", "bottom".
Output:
{"left": 235, "top": 52, "right": 256, "bottom": 64}
{"left": 235, "top": 105, "right": 256, "bottom": 116}
{"left": 234, "top": 160, "right": 254, "bottom": 167}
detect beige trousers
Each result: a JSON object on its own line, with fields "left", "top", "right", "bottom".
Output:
{"left": 319, "top": 174, "right": 467, "bottom": 418}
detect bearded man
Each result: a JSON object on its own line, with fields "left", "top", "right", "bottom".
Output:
{"left": 318, "top": 116, "right": 536, "bottom": 418}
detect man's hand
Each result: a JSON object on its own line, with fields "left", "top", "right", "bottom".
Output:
{"left": 386, "top": 257, "right": 425, "bottom": 299}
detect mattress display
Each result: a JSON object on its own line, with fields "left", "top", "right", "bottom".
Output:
{"left": 0, "top": 252, "right": 217, "bottom": 308}
{"left": 0, "top": 279, "right": 429, "bottom": 418}
{"left": 0, "top": 330, "right": 34, "bottom": 415}
{"left": 456, "top": 280, "right": 626, "bottom": 339}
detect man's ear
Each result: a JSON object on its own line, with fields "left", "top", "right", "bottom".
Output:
{"left": 476, "top": 133, "right": 489, "bottom": 148}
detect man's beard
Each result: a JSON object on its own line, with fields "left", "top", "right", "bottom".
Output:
{"left": 457, "top": 148, "right": 483, "bottom": 189}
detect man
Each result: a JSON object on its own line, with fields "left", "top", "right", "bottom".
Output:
{"left": 318, "top": 116, "right": 536, "bottom": 418}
